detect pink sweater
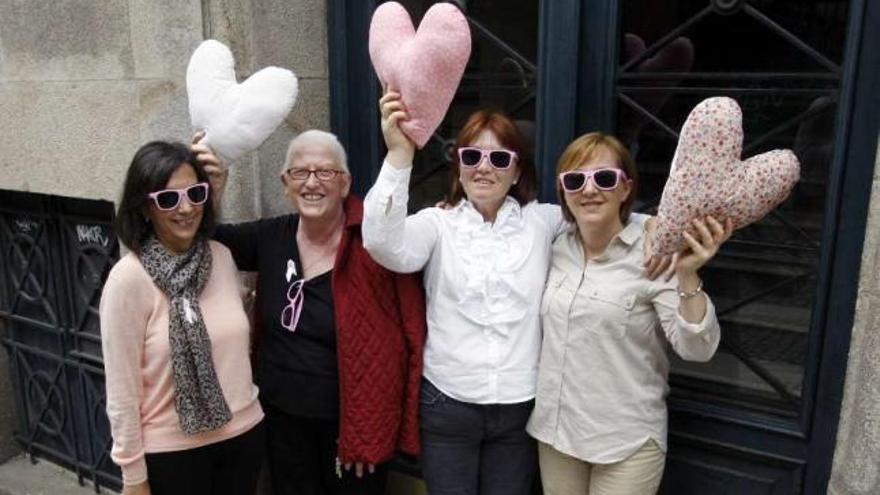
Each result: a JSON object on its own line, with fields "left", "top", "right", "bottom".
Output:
{"left": 99, "top": 241, "right": 263, "bottom": 485}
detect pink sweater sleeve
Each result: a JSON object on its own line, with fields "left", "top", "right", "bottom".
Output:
{"left": 99, "top": 259, "right": 150, "bottom": 485}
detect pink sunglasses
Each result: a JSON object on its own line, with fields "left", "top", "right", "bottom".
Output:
{"left": 457, "top": 147, "right": 518, "bottom": 169}
{"left": 147, "top": 182, "right": 209, "bottom": 211}
{"left": 559, "top": 168, "right": 628, "bottom": 192}
{"left": 280, "top": 279, "right": 304, "bottom": 333}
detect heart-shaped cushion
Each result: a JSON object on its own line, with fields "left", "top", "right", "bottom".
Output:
{"left": 650, "top": 97, "right": 800, "bottom": 256}
{"left": 187, "top": 39, "right": 299, "bottom": 164}
{"left": 369, "top": 2, "right": 471, "bottom": 149}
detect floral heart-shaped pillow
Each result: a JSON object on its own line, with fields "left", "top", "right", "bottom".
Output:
{"left": 187, "top": 40, "right": 298, "bottom": 163}
{"left": 369, "top": 2, "right": 471, "bottom": 149}
{"left": 650, "top": 97, "right": 800, "bottom": 256}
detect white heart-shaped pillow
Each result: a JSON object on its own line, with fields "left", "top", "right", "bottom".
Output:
{"left": 187, "top": 40, "right": 299, "bottom": 163}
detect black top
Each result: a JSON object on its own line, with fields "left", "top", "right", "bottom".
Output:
{"left": 214, "top": 215, "right": 340, "bottom": 419}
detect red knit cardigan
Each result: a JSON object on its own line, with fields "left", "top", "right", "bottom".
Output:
{"left": 329, "top": 195, "right": 425, "bottom": 463}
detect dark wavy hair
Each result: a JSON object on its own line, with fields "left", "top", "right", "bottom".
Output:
{"left": 447, "top": 110, "right": 537, "bottom": 206}
{"left": 113, "top": 141, "right": 215, "bottom": 253}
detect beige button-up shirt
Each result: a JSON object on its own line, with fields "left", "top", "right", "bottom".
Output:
{"left": 526, "top": 221, "right": 720, "bottom": 464}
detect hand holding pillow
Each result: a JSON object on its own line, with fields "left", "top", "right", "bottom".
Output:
{"left": 650, "top": 97, "right": 801, "bottom": 256}
{"left": 186, "top": 40, "right": 299, "bottom": 164}
{"left": 369, "top": 2, "right": 471, "bottom": 149}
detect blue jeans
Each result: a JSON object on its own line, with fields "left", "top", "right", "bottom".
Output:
{"left": 420, "top": 379, "right": 537, "bottom": 495}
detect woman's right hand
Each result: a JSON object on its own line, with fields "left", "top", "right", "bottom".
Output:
{"left": 379, "top": 90, "right": 415, "bottom": 169}
{"left": 122, "top": 481, "right": 151, "bottom": 495}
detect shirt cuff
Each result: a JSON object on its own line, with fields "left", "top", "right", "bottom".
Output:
{"left": 675, "top": 294, "right": 718, "bottom": 340}
{"left": 121, "top": 457, "right": 148, "bottom": 485}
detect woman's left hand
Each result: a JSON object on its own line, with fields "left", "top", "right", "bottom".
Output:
{"left": 676, "top": 216, "right": 734, "bottom": 276}
{"left": 344, "top": 462, "right": 376, "bottom": 478}
{"left": 191, "top": 131, "right": 223, "bottom": 168}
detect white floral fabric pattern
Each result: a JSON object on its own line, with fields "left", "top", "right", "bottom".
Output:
{"left": 651, "top": 97, "right": 801, "bottom": 256}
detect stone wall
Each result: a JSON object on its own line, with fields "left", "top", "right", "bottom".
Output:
{"left": 0, "top": 0, "right": 329, "bottom": 470}
{"left": 828, "top": 137, "right": 880, "bottom": 495}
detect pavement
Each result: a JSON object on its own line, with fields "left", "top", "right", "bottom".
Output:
{"left": 0, "top": 455, "right": 110, "bottom": 495}
{"left": 0, "top": 453, "right": 425, "bottom": 494}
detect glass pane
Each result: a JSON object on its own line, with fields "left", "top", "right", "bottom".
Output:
{"left": 617, "top": 0, "right": 848, "bottom": 416}
{"left": 384, "top": 0, "right": 539, "bottom": 210}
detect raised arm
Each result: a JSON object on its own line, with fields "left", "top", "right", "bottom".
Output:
{"left": 362, "top": 91, "right": 441, "bottom": 273}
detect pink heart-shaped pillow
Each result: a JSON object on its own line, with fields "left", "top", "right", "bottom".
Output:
{"left": 650, "top": 97, "right": 801, "bottom": 256}
{"left": 369, "top": 2, "right": 471, "bottom": 149}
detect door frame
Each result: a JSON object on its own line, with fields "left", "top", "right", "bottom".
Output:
{"left": 326, "top": 0, "right": 880, "bottom": 491}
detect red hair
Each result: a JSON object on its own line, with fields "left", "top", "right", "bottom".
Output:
{"left": 447, "top": 110, "right": 537, "bottom": 206}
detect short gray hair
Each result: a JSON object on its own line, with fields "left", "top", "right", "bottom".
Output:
{"left": 282, "top": 130, "right": 349, "bottom": 174}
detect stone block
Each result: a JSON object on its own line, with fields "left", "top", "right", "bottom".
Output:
{"left": 0, "top": 0, "right": 134, "bottom": 81}
{"left": 220, "top": 153, "right": 261, "bottom": 224}
{"left": 203, "top": 0, "right": 255, "bottom": 75}
{"left": 285, "top": 77, "right": 330, "bottom": 133}
{"left": 256, "top": 126, "right": 297, "bottom": 218}
{"left": 0, "top": 81, "right": 140, "bottom": 203}
{"left": 252, "top": 0, "right": 328, "bottom": 78}
{"left": 137, "top": 79, "right": 192, "bottom": 143}
{"left": 129, "top": 0, "right": 203, "bottom": 79}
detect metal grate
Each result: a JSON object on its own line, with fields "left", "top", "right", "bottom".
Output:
{"left": 0, "top": 189, "right": 120, "bottom": 492}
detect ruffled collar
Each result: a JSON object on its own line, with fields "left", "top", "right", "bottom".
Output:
{"left": 448, "top": 197, "right": 534, "bottom": 333}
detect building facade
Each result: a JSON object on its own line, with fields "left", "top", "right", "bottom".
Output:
{"left": 0, "top": 1, "right": 877, "bottom": 493}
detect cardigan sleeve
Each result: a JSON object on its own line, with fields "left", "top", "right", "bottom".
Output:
{"left": 99, "top": 262, "right": 150, "bottom": 485}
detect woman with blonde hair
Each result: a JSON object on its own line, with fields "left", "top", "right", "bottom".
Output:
{"left": 527, "top": 132, "right": 731, "bottom": 495}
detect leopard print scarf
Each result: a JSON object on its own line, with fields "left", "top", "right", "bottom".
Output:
{"left": 140, "top": 236, "right": 232, "bottom": 435}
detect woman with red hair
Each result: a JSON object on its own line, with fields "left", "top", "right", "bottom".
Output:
{"left": 362, "top": 92, "right": 664, "bottom": 495}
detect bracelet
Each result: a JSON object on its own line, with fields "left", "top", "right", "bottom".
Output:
{"left": 677, "top": 279, "right": 703, "bottom": 299}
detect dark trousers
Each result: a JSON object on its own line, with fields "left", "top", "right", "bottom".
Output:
{"left": 264, "top": 403, "right": 388, "bottom": 495}
{"left": 144, "top": 421, "right": 265, "bottom": 495}
{"left": 419, "top": 379, "right": 538, "bottom": 495}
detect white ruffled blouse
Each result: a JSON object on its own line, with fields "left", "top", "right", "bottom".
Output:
{"left": 362, "top": 163, "right": 565, "bottom": 404}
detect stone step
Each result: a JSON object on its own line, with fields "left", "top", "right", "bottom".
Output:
{"left": 671, "top": 350, "right": 804, "bottom": 400}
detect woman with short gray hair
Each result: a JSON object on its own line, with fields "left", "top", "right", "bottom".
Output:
{"left": 201, "top": 130, "right": 425, "bottom": 495}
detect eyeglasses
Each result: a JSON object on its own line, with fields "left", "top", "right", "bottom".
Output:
{"left": 147, "top": 183, "right": 209, "bottom": 211}
{"left": 457, "top": 147, "right": 517, "bottom": 169}
{"left": 559, "top": 168, "right": 628, "bottom": 192}
{"left": 284, "top": 168, "right": 346, "bottom": 181}
{"left": 280, "top": 278, "right": 304, "bottom": 333}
